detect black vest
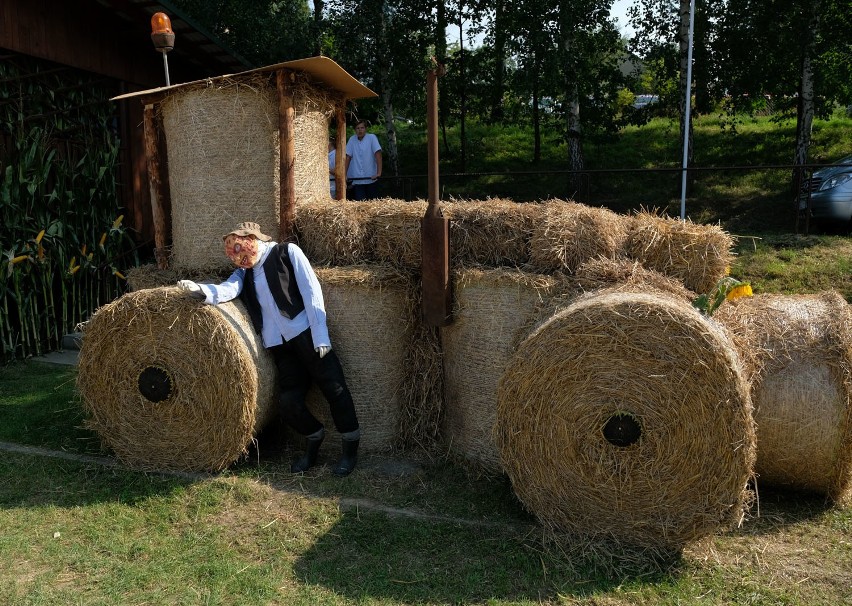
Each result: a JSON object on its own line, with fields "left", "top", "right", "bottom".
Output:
{"left": 240, "top": 243, "right": 306, "bottom": 335}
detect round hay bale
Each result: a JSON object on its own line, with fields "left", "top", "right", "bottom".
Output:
{"left": 622, "top": 211, "right": 733, "bottom": 294}
{"left": 442, "top": 268, "right": 566, "bottom": 471}
{"left": 300, "top": 266, "right": 420, "bottom": 452}
{"left": 161, "top": 74, "right": 333, "bottom": 271}
{"left": 77, "top": 287, "right": 277, "bottom": 472}
{"left": 495, "top": 289, "right": 756, "bottom": 549}
{"left": 528, "top": 199, "right": 629, "bottom": 273}
{"left": 444, "top": 199, "right": 542, "bottom": 268}
{"left": 161, "top": 79, "right": 281, "bottom": 272}
{"left": 714, "top": 292, "right": 852, "bottom": 503}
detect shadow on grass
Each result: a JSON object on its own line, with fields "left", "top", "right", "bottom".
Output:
{"left": 0, "top": 450, "right": 193, "bottom": 509}
{"left": 734, "top": 486, "right": 837, "bottom": 537}
{"left": 291, "top": 511, "right": 688, "bottom": 603}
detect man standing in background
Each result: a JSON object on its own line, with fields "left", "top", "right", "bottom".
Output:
{"left": 345, "top": 120, "right": 382, "bottom": 200}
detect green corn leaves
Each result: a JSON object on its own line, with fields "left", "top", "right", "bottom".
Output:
{"left": 1, "top": 54, "right": 136, "bottom": 361}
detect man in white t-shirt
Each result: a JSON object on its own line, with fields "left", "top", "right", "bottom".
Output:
{"left": 345, "top": 120, "right": 382, "bottom": 200}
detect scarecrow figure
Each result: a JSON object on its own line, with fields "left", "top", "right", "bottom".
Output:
{"left": 178, "top": 222, "right": 360, "bottom": 475}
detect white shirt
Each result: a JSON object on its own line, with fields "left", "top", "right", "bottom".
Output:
{"left": 345, "top": 133, "right": 382, "bottom": 185}
{"left": 198, "top": 241, "right": 331, "bottom": 350}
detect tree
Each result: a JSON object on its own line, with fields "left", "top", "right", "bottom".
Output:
{"left": 169, "top": 0, "right": 313, "bottom": 66}
{"left": 716, "top": 0, "right": 852, "bottom": 189}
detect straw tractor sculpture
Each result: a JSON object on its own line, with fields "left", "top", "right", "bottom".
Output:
{"left": 79, "top": 59, "right": 852, "bottom": 554}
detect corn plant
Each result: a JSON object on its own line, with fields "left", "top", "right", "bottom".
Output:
{"left": 0, "top": 53, "right": 138, "bottom": 362}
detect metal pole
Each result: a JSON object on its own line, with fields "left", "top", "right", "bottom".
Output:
{"left": 426, "top": 68, "right": 439, "bottom": 212}
{"left": 162, "top": 52, "right": 171, "bottom": 87}
{"left": 679, "top": 0, "right": 696, "bottom": 220}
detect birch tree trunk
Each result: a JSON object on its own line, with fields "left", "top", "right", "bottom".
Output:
{"left": 792, "top": 3, "right": 820, "bottom": 192}
{"left": 560, "top": 3, "right": 584, "bottom": 195}
{"left": 378, "top": 1, "right": 399, "bottom": 176}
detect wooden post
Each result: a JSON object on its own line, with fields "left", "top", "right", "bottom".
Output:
{"left": 143, "top": 103, "right": 168, "bottom": 269}
{"left": 335, "top": 98, "right": 347, "bottom": 200}
{"left": 276, "top": 70, "right": 296, "bottom": 241}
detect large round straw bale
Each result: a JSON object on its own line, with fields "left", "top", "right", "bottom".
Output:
{"left": 443, "top": 199, "right": 542, "bottom": 268}
{"left": 291, "top": 80, "right": 337, "bottom": 205}
{"left": 300, "top": 266, "right": 420, "bottom": 452}
{"left": 442, "top": 268, "right": 566, "bottom": 471}
{"left": 161, "top": 73, "right": 333, "bottom": 271}
{"left": 574, "top": 257, "right": 695, "bottom": 302}
{"left": 77, "top": 287, "right": 277, "bottom": 472}
{"left": 715, "top": 292, "right": 852, "bottom": 503}
{"left": 362, "top": 199, "right": 428, "bottom": 269}
{"left": 529, "top": 199, "right": 629, "bottom": 273}
{"left": 162, "top": 79, "right": 281, "bottom": 272}
{"left": 495, "top": 289, "right": 756, "bottom": 549}
{"left": 623, "top": 210, "right": 733, "bottom": 294}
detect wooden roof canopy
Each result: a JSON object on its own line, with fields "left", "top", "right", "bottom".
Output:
{"left": 112, "top": 56, "right": 377, "bottom": 268}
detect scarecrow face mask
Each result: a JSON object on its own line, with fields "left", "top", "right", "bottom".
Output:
{"left": 224, "top": 234, "right": 260, "bottom": 268}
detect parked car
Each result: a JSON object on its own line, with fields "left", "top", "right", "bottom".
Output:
{"left": 799, "top": 154, "right": 852, "bottom": 228}
{"left": 633, "top": 94, "right": 659, "bottom": 109}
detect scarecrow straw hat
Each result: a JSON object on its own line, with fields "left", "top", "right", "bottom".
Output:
{"left": 77, "top": 287, "right": 276, "bottom": 472}
{"left": 715, "top": 292, "right": 852, "bottom": 503}
{"left": 495, "top": 289, "right": 756, "bottom": 549}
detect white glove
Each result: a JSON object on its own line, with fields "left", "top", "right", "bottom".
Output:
{"left": 315, "top": 346, "right": 331, "bottom": 358}
{"left": 177, "top": 280, "right": 204, "bottom": 300}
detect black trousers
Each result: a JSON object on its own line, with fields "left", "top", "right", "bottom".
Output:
{"left": 268, "top": 328, "right": 359, "bottom": 436}
{"left": 349, "top": 180, "right": 379, "bottom": 201}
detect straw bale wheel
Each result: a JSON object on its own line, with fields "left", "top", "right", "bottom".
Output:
{"left": 623, "top": 211, "right": 732, "bottom": 294}
{"left": 441, "top": 268, "right": 571, "bottom": 470}
{"left": 77, "top": 287, "right": 277, "bottom": 472}
{"left": 297, "top": 265, "right": 424, "bottom": 452}
{"left": 161, "top": 73, "right": 335, "bottom": 271}
{"left": 495, "top": 289, "right": 756, "bottom": 549}
{"left": 714, "top": 292, "right": 852, "bottom": 503}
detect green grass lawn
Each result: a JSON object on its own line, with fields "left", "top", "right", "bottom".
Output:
{"left": 1, "top": 358, "right": 851, "bottom": 605}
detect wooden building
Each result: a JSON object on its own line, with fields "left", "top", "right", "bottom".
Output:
{"left": 0, "top": 0, "right": 252, "bottom": 246}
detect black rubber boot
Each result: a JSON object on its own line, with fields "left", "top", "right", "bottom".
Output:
{"left": 290, "top": 430, "right": 324, "bottom": 473}
{"left": 332, "top": 438, "right": 359, "bottom": 477}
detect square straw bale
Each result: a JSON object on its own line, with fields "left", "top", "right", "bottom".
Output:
{"left": 623, "top": 210, "right": 733, "bottom": 294}
{"left": 529, "top": 199, "right": 629, "bottom": 273}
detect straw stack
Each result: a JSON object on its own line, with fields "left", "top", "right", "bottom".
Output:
{"left": 77, "top": 287, "right": 277, "bottom": 472}
{"left": 443, "top": 199, "right": 542, "bottom": 268}
{"left": 623, "top": 210, "right": 732, "bottom": 294}
{"left": 161, "top": 74, "right": 333, "bottom": 271}
{"left": 495, "top": 289, "right": 756, "bottom": 550}
{"left": 300, "top": 265, "right": 433, "bottom": 452}
{"left": 161, "top": 80, "right": 281, "bottom": 272}
{"left": 715, "top": 292, "right": 852, "bottom": 503}
{"left": 573, "top": 257, "right": 695, "bottom": 302}
{"left": 296, "top": 199, "right": 369, "bottom": 265}
{"left": 363, "top": 199, "right": 428, "bottom": 269}
{"left": 529, "top": 199, "right": 630, "bottom": 273}
{"left": 441, "top": 268, "right": 568, "bottom": 470}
